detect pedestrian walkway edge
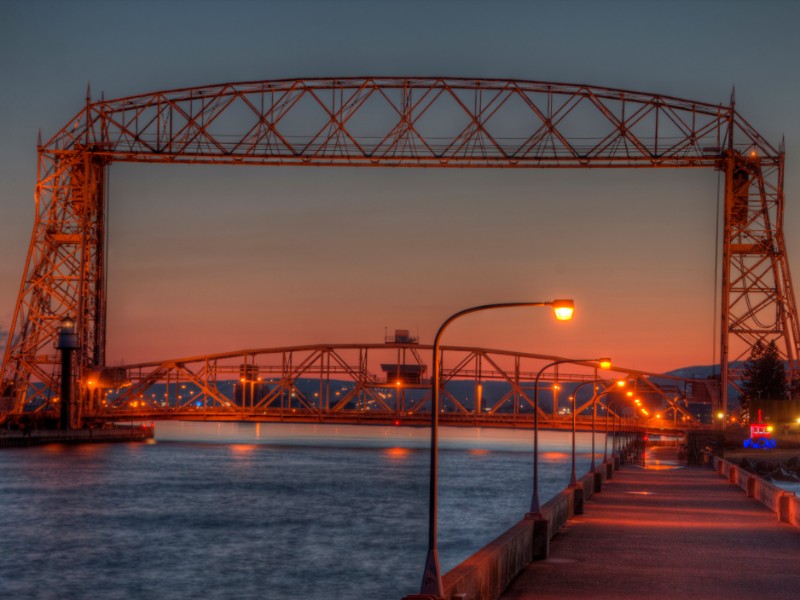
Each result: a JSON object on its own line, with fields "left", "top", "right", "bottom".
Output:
{"left": 712, "top": 455, "right": 800, "bottom": 527}
{"left": 440, "top": 467, "right": 603, "bottom": 600}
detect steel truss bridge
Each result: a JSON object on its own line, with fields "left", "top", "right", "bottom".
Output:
{"left": 82, "top": 344, "right": 703, "bottom": 430}
{"left": 1, "top": 77, "right": 797, "bottom": 427}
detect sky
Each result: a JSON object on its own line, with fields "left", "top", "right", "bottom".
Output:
{"left": 2, "top": 0, "right": 800, "bottom": 374}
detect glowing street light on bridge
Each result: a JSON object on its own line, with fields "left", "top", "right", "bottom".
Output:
{"left": 418, "top": 299, "right": 574, "bottom": 599}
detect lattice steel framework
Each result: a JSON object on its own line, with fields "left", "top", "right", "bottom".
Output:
{"left": 85, "top": 344, "right": 698, "bottom": 429}
{"left": 1, "top": 78, "right": 796, "bottom": 424}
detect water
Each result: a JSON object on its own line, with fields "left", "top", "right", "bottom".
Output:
{"left": 0, "top": 423, "right": 603, "bottom": 599}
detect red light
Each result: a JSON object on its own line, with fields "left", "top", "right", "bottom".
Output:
{"left": 394, "top": 420, "right": 400, "bottom": 426}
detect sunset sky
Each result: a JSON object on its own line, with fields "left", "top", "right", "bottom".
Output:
{"left": 2, "top": 0, "right": 800, "bottom": 373}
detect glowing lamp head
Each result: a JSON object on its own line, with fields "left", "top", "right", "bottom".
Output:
{"left": 598, "top": 358, "right": 611, "bottom": 370}
{"left": 616, "top": 380, "right": 626, "bottom": 388}
{"left": 551, "top": 299, "right": 574, "bottom": 321}
{"left": 56, "top": 315, "right": 79, "bottom": 350}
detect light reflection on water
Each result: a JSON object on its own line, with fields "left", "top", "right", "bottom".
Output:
{"left": 156, "top": 420, "right": 603, "bottom": 452}
{"left": 0, "top": 423, "right": 604, "bottom": 600}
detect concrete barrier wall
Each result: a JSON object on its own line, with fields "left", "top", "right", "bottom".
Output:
{"left": 788, "top": 495, "right": 800, "bottom": 528}
{"left": 441, "top": 518, "right": 534, "bottom": 600}
{"left": 440, "top": 464, "right": 608, "bottom": 600}
{"left": 712, "top": 456, "right": 798, "bottom": 526}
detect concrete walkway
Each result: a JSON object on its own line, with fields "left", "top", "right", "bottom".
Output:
{"left": 499, "top": 446, "right": 800, "bottom": 600}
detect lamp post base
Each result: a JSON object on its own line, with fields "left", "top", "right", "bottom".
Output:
{"left": 570, "top": 483, "right": 585, "bottom": 515}
{"left": 419, "top": 548, "right": 443, "bottom": 599}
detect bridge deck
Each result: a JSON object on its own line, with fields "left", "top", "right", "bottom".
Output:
{"left": 499, "top": 447, "right": 800, "bottom": 600}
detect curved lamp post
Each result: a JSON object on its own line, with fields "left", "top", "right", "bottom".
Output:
{"left": 593, "top": 381, "right": 626, "bottom": 471}
{"left": 567, "top": 372, "right": 608, "bottom": 486}
{"left": 418, "top": 299, "right": 574, "bottom": 598}
{"left": 569, "top": 379, "right": 624, "bottom": 481}
{"left": 528, "top": 356, "right": 608, "bottom": 517}
{"left": 604, "top": 395, "right": 633, "bottom": 469}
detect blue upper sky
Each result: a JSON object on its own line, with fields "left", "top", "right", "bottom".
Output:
{"left": 2, "top": 0, "right": 800, "bottom": 372}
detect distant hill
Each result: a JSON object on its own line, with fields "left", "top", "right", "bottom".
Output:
{"left": 665, "top": 362, "right": 745, "bottom": 380}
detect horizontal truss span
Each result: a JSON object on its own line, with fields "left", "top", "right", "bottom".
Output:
{"left": 83, "top": 344, "right": 706, "bottom": 428}
{"left": 48, "top": 77, "right": 776, "bottom": 167}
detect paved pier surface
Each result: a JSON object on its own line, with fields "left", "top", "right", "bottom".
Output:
{"left": 499, "top": 447, "right": 800, "bottom": 600}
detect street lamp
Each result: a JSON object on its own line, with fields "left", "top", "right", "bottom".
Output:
{"left": 577, "top": 381, "right": 626, "bottom": 490}
{"left": 529, "top": 356, "right": 609, "bottom": 517}
{"left": 567, "top": 370, "right": 613, "bottom": 487}
{"left": 604, "top": 395, "right": 634, "bottom": 470}
{"left": 601, "top": 380, "right": 627, "bottom": 467}
{"left": 418, "top": 299, "right": 574, "bottom": 598}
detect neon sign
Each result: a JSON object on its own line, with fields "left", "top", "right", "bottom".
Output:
{"left": 744, "top": 410, "right": 776, "bottom": 449}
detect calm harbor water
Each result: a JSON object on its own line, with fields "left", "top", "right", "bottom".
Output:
{"left": 0, "top": 423, "right": 602, "bottom": 600}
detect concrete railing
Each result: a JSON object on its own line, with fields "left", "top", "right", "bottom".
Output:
{"left": 439, "top": 466, "right": 604, "bottom": 600}
{"left": 712, "top": 456, "right": 799, "bottom": 527}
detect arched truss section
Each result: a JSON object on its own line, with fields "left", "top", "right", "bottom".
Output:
{"left": 80, "top": 344, "right": 702, "bottom": 429}
{"left": 1, "top": 77, "right": 797, "bottom": 423}
{"left": 40, "top": 78, "right": 777, "bottom": 167}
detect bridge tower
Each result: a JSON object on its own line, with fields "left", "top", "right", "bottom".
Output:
{"left": 1, "top": 98, "right": 107, "bottom": 424}
{"left": 720, "top": 141, "right": 799, "bottom": 414}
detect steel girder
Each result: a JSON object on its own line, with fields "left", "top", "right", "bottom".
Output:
{"left": 0, "top": 78, "right": 795, "bottom": 420}
{"left": 86, "top": 343, "right": 704, "bottom": 427}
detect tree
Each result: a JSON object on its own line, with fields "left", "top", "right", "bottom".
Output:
{"left": 740, "top": 340, "right": 787, "bottom": 419}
